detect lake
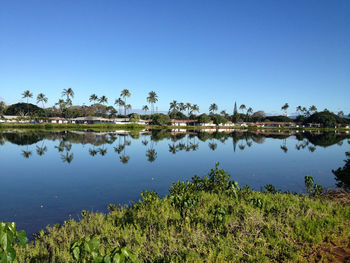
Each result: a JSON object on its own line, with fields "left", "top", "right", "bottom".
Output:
{"left": 0, "top": 129, "right": 349, "bottom": 236}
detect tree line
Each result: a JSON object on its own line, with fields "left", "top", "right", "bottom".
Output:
{"left": 0, "top": 88, "right": 349, "bottom": 127}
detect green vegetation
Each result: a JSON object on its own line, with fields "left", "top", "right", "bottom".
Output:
{"left": 304, "top": 110, "right": 350, "bottom": 127}
{"left": 4, "top": 103, "right": 45, "bottom": 117}
{"left": 151, "top": 113, "right": 170, "bottom": 126}
{"left": 0, "top": 223, "right": 27, "bottom": 262}
{"left": 0, "top": 123, "right": 145, "bottom": 130}
{"left": 5, "top": 164, "right": 350, "bottom": 262}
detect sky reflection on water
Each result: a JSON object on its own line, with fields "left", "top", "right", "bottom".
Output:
{"left": 0, "top": 129, "right": 349, "bottom": 235}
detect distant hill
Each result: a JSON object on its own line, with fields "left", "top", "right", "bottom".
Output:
{"left": 4, "top": 103, "right": 45, "bottom": 116}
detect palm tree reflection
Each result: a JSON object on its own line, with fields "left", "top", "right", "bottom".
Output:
{"left": 146, "top": 149, "right": 157, "bottom": 162}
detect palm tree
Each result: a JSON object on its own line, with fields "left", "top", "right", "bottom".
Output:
{"left": 147, "top": 91, "right": 158, "bottom": 115}
{"left": 114, "top": 98, "right": 124, "bottom": 115}
{"left": 220, "top": 110, "right": 227, "bottom": 116}
{"left": 209, "top": 103, "right": 218, "bottom": 114}
{"left": 239, "top": 104, "right": 246, "bottom": 114}
{"left": 55, "top": 99, "right": 66, "bottom": 116}
{"left": 246, "top": 107, "right": 253, "bottom": 121}
{"left": 36, "top": 93, "right": 48, "bottom": 109}
{"left": 0, "top": 101, "right": 6, "bottom": 116}
{"left": 178, "top": 102, "right": 185, "bottom": 113}
{"left": 296, "top": 106, "right": 302, "bottom": 116}
{"left": 142, "top": 105, "right": 149, "bottom": 115}
{"left": 99, "top": 95, "right": 108, "bottom": 105}
{"left": 191, "top": 104, "right": 199, "bottom": 115}
{"left": 185, "top": 102, "right": 192, "bottom": 116}
{"left": 125, "top": 104, "right": 132, "bottom": 115}
{"left": 281, "top": 103, "right": 289, "bottom": 116}
{"left": 62, "top": 88, "right": 74, "bottom": 105}
{"left": 120, "top": 89, "right": 131, "bottom": 117}
{"left": 22, "top": 90, "right": 33, "bottom": 116}
{"left": 309, "top": 105, "right": 317, "bottom": 114}
{"left": 169, "top": 100, "right": 179, "bottom": 114}
{"left": 89, "top": 94, "right": 99, "bottom": 104}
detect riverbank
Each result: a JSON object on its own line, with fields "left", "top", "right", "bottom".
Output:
{"left": 1, "top": 123, "right": 349, "bottom": 133}
{"left": 0, "top": 123, "right": 146, "bottom": 130}
{"left": 12, "top": 165, "right": 350, "bottom": 262}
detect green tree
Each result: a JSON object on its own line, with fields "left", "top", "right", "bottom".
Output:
{"left": 89, "top": 94, "right": 98, "bottom": 104}
{"left": 129, "top": 113, "right": 140, "bottom": 123}
{"left": 99, "top": 95, "right": 108, "bottom": 105}
{"left": 142, "top": 105, "right": 149, "bottom": 115}
{"left": 114, "top": 98, "right": 124, "bottom": 115}
{"left": 191, "top": 104, "right": 200, "bottom": 115}
{"left": 169, "top": 100, "right": 179, "bottom": 114}
{"left": 151, "top": 114, "right": 170, "bottom": 125}
{"left": 281, "top": 103, "right": 289, "bottom": 116}
{"left": 209, "top": 103, "right": 218, "bottom": 114}
{"left": 55, "top": 99, "right": 67, "bottom": 116}
{"left": 296, "top": 106, "right": 303, "bottom": 116}
{"left": 198, "top": 113, "right": 211, "bottom": 123}
{"left": 246, "top": 107, "right": 253, "bottom": 121}
{"left": 212, "top": 114, "right": 227, "bottom": 125}
{"left": 0, "top": 101, "right": 6, "bottom": 116}
{"left": 309, "top": 105, "right": 317, "bottom": 114}
{"left": 232, "top": 101, "right": 239, "bottom": 122}
{"left": 178, "top": 102, "right": 185, "bottom": 113}
{"left": 239, "top": 104, "right": 246, "bottom": 114}
{"left": 147, "top": 91, "right": 158, "bottom": 115}
{"left": 121, "top": 89, "right": 131, "bottom": 117}
{"left": 125, "top": 104, "right": 132, "bottom": 115}
{"left": 185, "top": 102, "right": 192, "bottom": 116}
{"left": 36, "top": 93, "right": 48, "bottom": 109}
{"left": 62, "top": 88, "right": 74, "bottom": 106}
{"left": 22, "top": 90, "right": 33, "bottom": 116}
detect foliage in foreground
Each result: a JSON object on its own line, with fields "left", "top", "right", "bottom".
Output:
{"left": 10, "top": 165, "right": 350, "bottom": 262}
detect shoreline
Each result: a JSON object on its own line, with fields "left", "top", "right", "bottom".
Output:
{"left": 1, "top": 123, "right": 349, "bottom": 132}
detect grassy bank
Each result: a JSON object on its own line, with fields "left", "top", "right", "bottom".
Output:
{"left": 148, "top": 125, "right": 350, "bottom": 132}
{"left": 1, "top": 123, "right": 349, "bottom": 132}
{"left": 9, "top": 165, "right": 350, "bottom": 262}
{"left": 0, "top": 123, "right": 146, "bottom": 130}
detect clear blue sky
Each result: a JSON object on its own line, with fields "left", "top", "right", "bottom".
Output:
{"left": 1, "top": 0, "right": 349, "bottom": 115}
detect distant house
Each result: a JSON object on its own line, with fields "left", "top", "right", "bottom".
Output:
{"left": 137, "top": 119, "right": 152, "bottom": 125}
{"left": 2, "top": 116, "right": 22, "bottom": 123}
{"left": 220, "top": 121, "right": 235, "bottom": 127}
{"left": 170, "top": 120, "right": 198, "bottom": 126}
{"left": 49, "top": 117, "right": 68, "bottom": 124}
{"left": 72, "top": 117, "right": 113, "bottom": 124}
{"left": 197, "top": 121, "right": 216, "bottom": 127}
{"left": 306, "top": 123, "right": 321, "bottom": 128}
{"left": 257, "top": 122, "right": 297, "bottom": 128}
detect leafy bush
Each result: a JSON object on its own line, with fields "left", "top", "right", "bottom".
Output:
{"left": 151, "top": 114, "right": 170, "bottom": 126}
{"left": 0, "top": 222, "right": 27, "bottom": 262}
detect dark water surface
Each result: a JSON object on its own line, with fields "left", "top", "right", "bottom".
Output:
{"left": 0, "top": 129, "right": 349, "bottom": 235}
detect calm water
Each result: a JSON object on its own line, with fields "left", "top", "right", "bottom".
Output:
{"left": 0, "top": 129, "right": 349, "bottom": 235}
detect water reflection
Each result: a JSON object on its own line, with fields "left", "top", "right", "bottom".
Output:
{"left": 332, "top": 152, "right": 350, "bottom": 190}
{"left": 1, "top": 130, "right": 350, "bottom": 188}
